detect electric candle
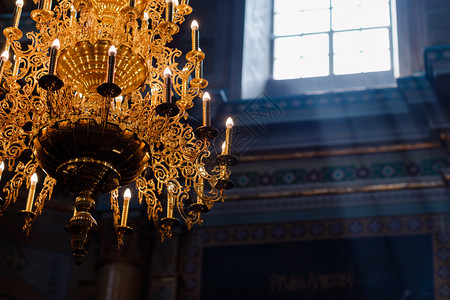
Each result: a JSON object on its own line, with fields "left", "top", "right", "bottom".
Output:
{"left": 48, "top": 39, "right": 60, "bottom": 75}
{"left": 115, "top": 96, "right": 123, "bottom": 110}
{"left": 167, "top": 184, "right": 174, "bottom": 218}
{"left": 0, "top": 161, "right": 4, "bottom": 181}
{"left": 163, "top": 67, "right": 172, "bottom": 103}
{"left": 0, "top": 51, "right": 10, "bottom": 79}
{"left": 202, "top": 92, "right": 211, "bottom": 127}
{"left": 182, "top": 67, "right": 188, "bottom": 97}
{"left": 12, "top": 0, "right": 24, "bottom": 29}
{"left": 195, "top": 49, "right": 203, "bottom": 78}
{"left": 224, "top": 117, "right": 233, "bottom": 155}
{"left": 142, "top": 12, "right": 149, "bottom": 30}
{"left": 165, "top": 0, "right": 173, "bottom": 22}
{"left": 43, "top": 0, "right": 52, "bottom": 11}
{"left": 12, "top": 55, "right": 20, "bottom": 77}
{"left": 107, "top": 45, "right": 117, "bottom": 83}
{"left": 121, "top": 188, "right": 131, "bottom": 226}
{"left": 191, "top": 20, "right": 199, "bottom": 52}
{"left": 221, "top": 141, "right": 226, "bottom": 155}
{"left": 70, "top": 5, "right": 76, "bottom": 27}
{"left": 25, "top": 173, "right": 38, "bottom": 212}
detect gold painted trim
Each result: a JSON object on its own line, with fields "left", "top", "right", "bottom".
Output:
{"left": 227, "top": 180, "right": 445, "bottom": 201}
{"left": 239, "top": 142, "right": 442, "bottom": 163}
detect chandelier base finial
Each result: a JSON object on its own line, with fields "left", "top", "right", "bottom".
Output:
{"left": 65, "top": 209, "right": 98, "bottom": 265}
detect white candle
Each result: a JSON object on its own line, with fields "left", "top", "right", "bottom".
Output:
{"left": 12, "top": 0, "right": 24, "bottom": 29}
{"left": 191, "top": 20, "right": 199, "bottom": 52}
{"left": 121, "top": 188, "right": 131, "bottom": 226}
{"left": 0, "top": 161, "right": 4, "bottom": 181}
{"left": 25, "top": 173, "right": 38, "bottom": 211}
{"left": 224, "top": 117, "right": 234, "bottom": 155}
{"left": 107, "top": 45, "right": 117, "bottom": 83}
{"left": 202, "top": 92, "right": 211, "bottom": 127}
{"left": 163, "top": 67, "right": 172, "bottom": 103}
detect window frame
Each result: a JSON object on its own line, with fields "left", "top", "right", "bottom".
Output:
{"left": 269, "top": 0, "right": 397, "bottom": 94}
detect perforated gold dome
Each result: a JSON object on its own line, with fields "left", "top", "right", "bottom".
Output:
{"left": 57, "top": 40, "right": 147, "bottom": 96}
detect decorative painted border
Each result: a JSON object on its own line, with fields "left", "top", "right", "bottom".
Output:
{"left": 179, "top": 214, "right": 450, "bottom": 300}
{"left": 231, "top": 157, "right": 447, "bottom": 190}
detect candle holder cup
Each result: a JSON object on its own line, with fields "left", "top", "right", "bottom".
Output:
{"left": 215, "top": 179, "right": 234, "bottom": 190}
{"left": 160, "top": 216, "right": 180, "bottom": 227}
{"left": 97, "top": 82, "right": 122, "bottom": 98}
{"left": 38, "top": 74, "right": 64, "bottom": 91}
{"left": 190, "top": 202, "right": 209, "bottom": 213}
{"left": 216, "top": 154, "right": 238, "bottom": 166}
{"left": 194, "top": 126, "right": 218, "bottom": 140}
{"left": 158, "top": 21, "right": 179, "bottom": 36}
{"left": 31, "top": 9, "right": 54, "bottom": 23}
{"left": 177, "top": 4, "right": 192, "bottom": 15}
{"left": 156, "top": 102, "right": 179, "bottom": 117}
{"left": 3, "top": 27, "right": 22, "bottom": 40}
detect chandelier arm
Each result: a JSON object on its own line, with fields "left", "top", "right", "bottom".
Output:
{"left": 110, "top": 188, "right": 120, "bottom": 232}
{"left": 33, "top": 175, "right": 57, "bottom": 217}
{"left": 0, "top": 158, "right": 38, "bottom": 215}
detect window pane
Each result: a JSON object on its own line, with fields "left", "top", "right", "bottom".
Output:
{"left": 274, "top": 0, "right": 330, "bottom": 13}
{"left": 332, "top": 2, "right": 391, "bottom": 30}
{"left": 299, "top": 9, "right": 330, "bottom": 34}
{"left": 274, "top": 34, "right": 329, "bottom": 79}
{"left": 274, "top": 36, "right": 301, "bottom": 59}
{"left": 299, "top": 34, "right": 329, "bottom": 57}
{"left": 333, "top": 28, "right": 391, "bottom": 74}
{"left": 332, "top": 0, "right": 390, "bottom": 8}
{"left": 298, "top": 55, "right": 330, "bottom": 77}
{"left": 273, "top": 58, "right": 302, "bottom": 80}
{"left": 274, "top": 12, "right": 302, "bottom": 36}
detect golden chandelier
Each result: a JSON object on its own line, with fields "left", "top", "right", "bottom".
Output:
{"left": 0, "top": 0, "right": 237, "bottom": 264}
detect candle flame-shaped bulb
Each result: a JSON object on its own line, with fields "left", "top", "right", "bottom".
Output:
{"left": 164, "top": 67, "right": 172, "bottom": 78}
{"left": 1, "top": 51, "right": 9, "bottom": 61}
{"left": 31, "top": 173, "right": 38, "bottom": 184}
{"left": 70, "top": 5, "right": 76, "bottom": 12}
{"left": 16, "top": 0, "right": 24, "bottom": 8}
{"left": 191, "top": 20, "right": 199, "bottom": 30}
{"left": 203, "top": 92, "right": 210, "bottom": 102}
{"left": 124, "top": 188, "right": 131, "bottom": 200}
{"left": 226, "top": 117, "right": 234, "bottom": 128}
{"left": 173, "top": 0, "right": 179, "bottom": 5}
{"left": 52, "top": 39, "right": 60, "bottom": 50}
{"left": 143, "top": 12, "right": 149, "bottom": 21}
{"left": 0, "top": 161, "right": 4, "bottom": 171}
{"left": 108, "top": 45, "right": 117, "bottom": 56}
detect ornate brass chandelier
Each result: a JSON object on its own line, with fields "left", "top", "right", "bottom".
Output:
{"left": 0, "top": 0, "right": 237, "bottom": 264}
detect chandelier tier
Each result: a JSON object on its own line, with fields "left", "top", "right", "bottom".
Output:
{"left": 0, "top": 0, "right": 237, "bottom": 264}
